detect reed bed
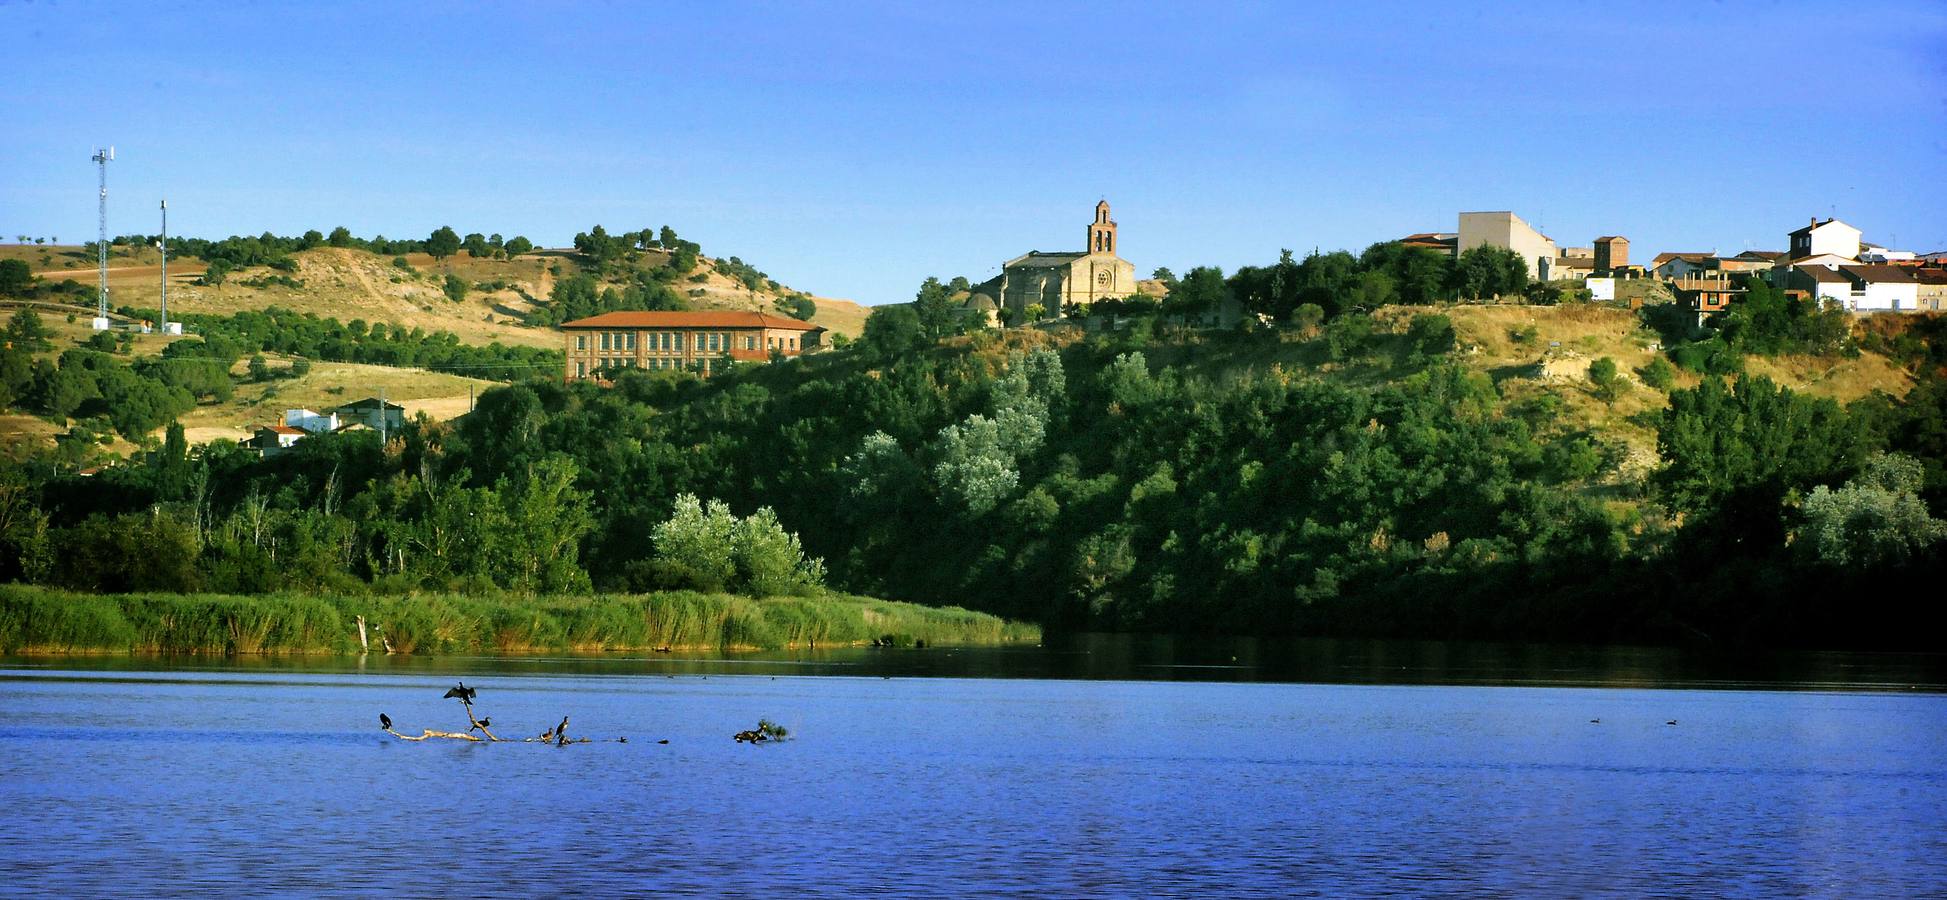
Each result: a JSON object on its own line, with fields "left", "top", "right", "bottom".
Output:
{"left": 0, "top": 585, "right": 1039, "bottom": 656}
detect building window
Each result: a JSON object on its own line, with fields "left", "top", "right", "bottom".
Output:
{"left": 575, "top": 362, "right": 585, "bottom": 378}
{"left": 599, "top": 333, "right": 610, "bottom": 350}
{"left": 627, "top": 332, "right": 637, "bottom": 350}
{"left": 576, "top": 335, "right": 587, "bottom": 350}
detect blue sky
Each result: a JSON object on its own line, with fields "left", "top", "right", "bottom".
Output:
{"left": 3, "top": 1, "right": 1944, "bottom": 305}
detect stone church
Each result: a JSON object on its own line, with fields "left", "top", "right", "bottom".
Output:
{"left": 995, "top": 201, "right": 1138, "bottom": 318}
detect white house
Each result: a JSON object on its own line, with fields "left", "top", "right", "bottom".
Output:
{"left": 1786, "top": 264, "right": 1919, "bottom": 312}
{"left": 1787, "top": 218, "right": 1861, "bottom": 261}
{"left": 284, "top": 408, "right": 340, "bottom": 434}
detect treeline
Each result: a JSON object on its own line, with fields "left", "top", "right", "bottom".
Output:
{"left": 101, "top": 226, "right": 537, "bottom": 273}
{"left": 115, "top": 305, "right": 561, "bottom": 378}
{"left": 570, "top": 224, "right": 701, "bottom": 275}
{"left": 533, "top": 271, "right": 691, "bottom": 327}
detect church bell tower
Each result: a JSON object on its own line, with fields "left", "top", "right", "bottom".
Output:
{"left": 1088, "top": 200, "right": 1117, "bottom": 255}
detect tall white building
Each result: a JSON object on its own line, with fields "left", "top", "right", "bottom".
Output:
{"left": 1458, "top": 211, "right": 1558, "bottom": 281}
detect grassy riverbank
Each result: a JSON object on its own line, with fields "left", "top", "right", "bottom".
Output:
{"left": 0, "top": 586, "right": 1040, "bottom": 655}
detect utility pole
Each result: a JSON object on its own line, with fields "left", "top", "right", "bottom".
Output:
{"left": 91, "top": 146, "right": 114, "bottom": 330}
{"left": 378, "top": 387, "right": 388, "bottom": 444}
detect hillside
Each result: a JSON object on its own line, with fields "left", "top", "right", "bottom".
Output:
{"left": 5, "top": 241, "right": 869, "bottom": 343}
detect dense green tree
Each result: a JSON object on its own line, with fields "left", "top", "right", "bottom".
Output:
{"left": 503, "top": 236, "right": 534, "bottom": 257}
{"left": 1657, "top": 375, "right": 1861, "bottom": 521}
{"left": 1587, "top": 356, "right": 1622, "bottom": 404}
{"left": 0, "top": 259, "right": 34, "bottom": 295}
{"left": 443, "top": 273, "right": 469, "bottom": 303}
{"left": 425, "top": 226, "right": 461, "bottom": 262}
{"left": 1799, "top": 453, "right": 1946, "bottom": 567}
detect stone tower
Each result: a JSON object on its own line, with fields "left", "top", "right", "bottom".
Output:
{"left": 1088, "top": 200, "right": 1117, "bottom": 255}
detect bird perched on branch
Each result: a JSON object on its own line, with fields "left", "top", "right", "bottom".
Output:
{"left": 379, "top": 713, "right": 392, "bottom": 730}
{"left": 442, "top": 681, "right": 478, "bottom": 703}
{"left": 468, "top": 717, "right": 493, "bottom": 733}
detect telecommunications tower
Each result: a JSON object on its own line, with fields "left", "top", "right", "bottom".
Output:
{"left": 91, "top": 146, "right": 114, "bottom": 330}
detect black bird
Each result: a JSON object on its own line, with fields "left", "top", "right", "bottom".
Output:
{"left": 380, "top": 713, "right": 392, "bottom": 730}
{"left": 1666, "top": 720, "right": 1678, "bottom": 726}
{"left": 657, "top": 739, "right": 669, "bottom": 745}
{"left": 1589, "top": 718, "right": 1600, "bottom": 724}
{"left": 442, "top": 681, "right": 478, "bottom": 703}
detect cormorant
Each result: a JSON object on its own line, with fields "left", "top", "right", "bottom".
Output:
{"left": 380, "top": 713, "right": 392, "bottom": 730}
{"left": 1666, "top": 720, "right": 1678, "bottom": 726}
{"left": 442, "top": 681, "right": 478, "bottom": 702}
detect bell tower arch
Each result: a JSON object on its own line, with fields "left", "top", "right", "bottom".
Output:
{"left": 1087, "top": 200, "right": 1117, "bottom": 255}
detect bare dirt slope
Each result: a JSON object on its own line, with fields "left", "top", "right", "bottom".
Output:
{"left": 7, "top": 243, "right": 869, "bottom": 348}
{"left": 174, "top": 360, "right": 499, "bottom": 445}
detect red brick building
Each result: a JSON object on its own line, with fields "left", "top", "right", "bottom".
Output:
{"left": 560, "top": 310, "right": 825, "bottom": 381}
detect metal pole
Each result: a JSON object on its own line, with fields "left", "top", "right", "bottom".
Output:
{"left": 93, "top": 147, "right": 111, "bottom": 324}
{"left": 158, "top": 200, "right": 168, "bottom": 332}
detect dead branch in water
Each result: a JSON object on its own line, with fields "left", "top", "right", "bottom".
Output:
{"left": 379, "top": 682, "right": 627, "bottom": 745}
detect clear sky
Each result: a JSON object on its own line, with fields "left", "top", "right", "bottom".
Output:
{"left": 3, "top": 1, "right": 1944, "bottom": 305}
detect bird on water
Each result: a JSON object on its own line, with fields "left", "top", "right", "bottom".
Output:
{"left": 379, "top": 713, "right": 392, "bottom": 730}
{"left": 442, "top": 681, "right": 478, "bottom": 703}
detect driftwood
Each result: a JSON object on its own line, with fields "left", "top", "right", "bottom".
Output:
{"left": 380, "top": 682, "right": 628, "bottom": 745}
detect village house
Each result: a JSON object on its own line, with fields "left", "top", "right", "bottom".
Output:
{"left": 284, "top": 408, "right": 340, "bottom": 434}
{"left": 1780, "top": 264, "right": 1921, "bottom": 313}
{"left": 559, "top": 310, "right": 825, "bottom": 381}
{"left": 1911, "top": 269, "right": 1947, "bottom": 312}
{"left": 1788, "top": 218, "right": 1862, "bottom": 261}
{"left": 334, "top": 397, "right": 407, "bottom": 432}
{"left": 242, "top": 424, "right": 307, "bottom": 457}
{"left": 1673, "top": 273, "right": 1746, "bottom": 326}
{"left": 1593, "top": 236, "right": 1629, "bottom": 274}
{"left": 1459, "top": 211, "right": 1558, "bottom": 281}
{"left": 1651, "top": 252, "right": 1715, "bottom": 280}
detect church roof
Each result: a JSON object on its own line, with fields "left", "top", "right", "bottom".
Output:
{"left": 1005, "top": 251, "right": 1086, "bottom": 269}
{"left": 964, "top": 293, "right": 998, "bottom": 311}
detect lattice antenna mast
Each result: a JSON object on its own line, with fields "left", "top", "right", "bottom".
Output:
{"left": 91, "top": 146, "right": 114, "bottom": 324}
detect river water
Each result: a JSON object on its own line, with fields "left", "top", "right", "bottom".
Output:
{"left": 2, "top": 637, "right": 1944, "bottom": 897}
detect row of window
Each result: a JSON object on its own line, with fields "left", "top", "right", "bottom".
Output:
{"left": 574, "top": 331, "right": 802, "bottom": 353}
{"left": 573, "top": 357, "right": 715, "bottom": 378}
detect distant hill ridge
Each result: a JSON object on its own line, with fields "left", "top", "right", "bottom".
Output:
{"left": 2, "top": 228, "right": 869, "bottom": 349}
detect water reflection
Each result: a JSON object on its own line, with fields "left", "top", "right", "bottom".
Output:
{"left": 6, "top": 633, "right": 1943, "bottom": 692}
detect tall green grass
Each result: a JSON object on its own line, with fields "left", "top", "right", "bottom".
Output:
{"left": 0, "top": 585, "right": 1040, "bottom": 656}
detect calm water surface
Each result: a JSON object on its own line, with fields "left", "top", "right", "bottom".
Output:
{"left": 2, "top": 639, "right": 1944, "bottom": 898}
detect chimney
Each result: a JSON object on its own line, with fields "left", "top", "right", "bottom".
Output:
{"left": 1810, "top": 217, "right": 1818, "bottom": 228}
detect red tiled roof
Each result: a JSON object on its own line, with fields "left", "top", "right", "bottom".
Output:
{"left": 259, "top": 425, "right": 307, "bottom": 435}
{"left": 1651, "top": 252, "right": 1713, "bottom": 267}
{"left": 560, "top": 311, "right": 823, "bottom": 331}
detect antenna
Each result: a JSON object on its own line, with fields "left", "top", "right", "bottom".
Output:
{"left": 157, "top": 200, "right": 169, "bottom": 334}
{"left": 91, "top": 147, "right": 113, "bottom": 330}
